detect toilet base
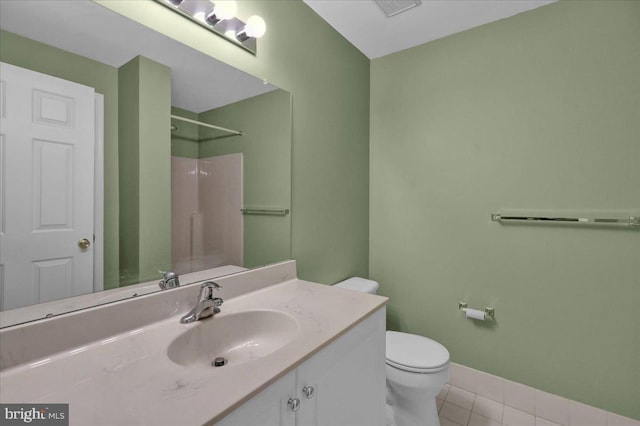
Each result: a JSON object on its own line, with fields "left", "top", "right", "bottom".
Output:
{"left": 387, "top": 394, "right": 439, "bottom": 426}
{"left": 385, "top": 364, "right": 449, "bottom": 426}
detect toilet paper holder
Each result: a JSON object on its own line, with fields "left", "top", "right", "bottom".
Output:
{"left": 458, "top": 302, "right": 495, "bottom": 319}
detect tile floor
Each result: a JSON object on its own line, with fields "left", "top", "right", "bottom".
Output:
{"left": 436, "top": 384, "right": 640, "bottom": 426}
{"left": 386, "top": 362, "right": 639, "bottom": 426}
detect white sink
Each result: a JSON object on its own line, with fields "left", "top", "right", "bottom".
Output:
{"left": 167, "top": 310, "right": 300, "bottom": 368}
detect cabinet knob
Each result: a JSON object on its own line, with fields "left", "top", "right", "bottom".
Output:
{"left": 302, "top": 386, "right": 315, "bottom": 399}
{"left": 287, "top": 397, "right": 301, "bottom": 412}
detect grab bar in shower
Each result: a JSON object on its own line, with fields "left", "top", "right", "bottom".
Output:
{"left": 491, "top": 213, "right": 639, "bottom": 228}
{"left": 241, "top": 208, "right": 290, "bottom": 216}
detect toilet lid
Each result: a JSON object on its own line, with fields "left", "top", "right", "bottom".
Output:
{"left": 386, "top": 331, "right": 450, "bottom": 373}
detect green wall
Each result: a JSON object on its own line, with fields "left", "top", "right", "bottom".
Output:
{"left": 97, "top": 0, "right": 371, "bottom": 285}
{"left": 0, "top": 30, "right": 120, "bottom": 290}
{"left": 118, "top": 58, "right": 140, "bottom": 286}
{"left": 199, "top": 89, "right": 292, "bottom": 268}
{"left": 118, "top": 56, "right": 172, "bottom": 285}
{"left": 138, "top": 56, "right": 172, "bottom": 282}
{"left": 370, "top": 1, "right": 640, "bottom": 419}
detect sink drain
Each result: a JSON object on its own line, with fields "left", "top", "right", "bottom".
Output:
{"left": 212, "top": 357, "right": 227, "bottom": 367}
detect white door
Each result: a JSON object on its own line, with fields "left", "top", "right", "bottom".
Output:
{"left": 0, "top": 62, "right": 95, "bottom": 311}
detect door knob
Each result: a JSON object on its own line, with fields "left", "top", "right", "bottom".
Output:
{"left": 302, "top": 386, "right": 315, "bottom": 399}
{"left": 78, "top": 238, "right": 91, "bottom": 249}
{"left": 287, "top": 397, "right": 300, "bottom": 412}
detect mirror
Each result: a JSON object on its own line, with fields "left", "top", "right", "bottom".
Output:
{"left": 0, "top": 1, "right": 292, "bottom": 327}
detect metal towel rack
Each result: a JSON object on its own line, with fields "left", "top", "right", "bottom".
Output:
{"left": 491, "top": 213, "right": 639, "bottom": 228}
{"left": 241, "top": 208, "right": 290, "bottom": 216}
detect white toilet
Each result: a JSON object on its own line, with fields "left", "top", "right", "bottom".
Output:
{"left": 335, "top": 277, "right": 450, "bottom": 426}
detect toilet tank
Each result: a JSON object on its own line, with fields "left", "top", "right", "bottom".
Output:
{"left": 334, "top": 277, "right": 379, "bottom": 295}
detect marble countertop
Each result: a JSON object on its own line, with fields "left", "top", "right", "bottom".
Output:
{"left": 0, "top": 263, "right": 387, "bottom": 425}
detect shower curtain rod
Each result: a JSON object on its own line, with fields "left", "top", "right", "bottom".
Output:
{"left": 170, "top": 114, "right": 243, "bottom": 137}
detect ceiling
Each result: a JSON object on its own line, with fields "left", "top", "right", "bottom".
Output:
{"left": 0, "top": 1, "right": 275, "bottom": 113}
{"left": 0, "top": 0, "right": 559, "bottom": 107}
{"left": 303, "top": 0, "right": 557, "bottom": 59}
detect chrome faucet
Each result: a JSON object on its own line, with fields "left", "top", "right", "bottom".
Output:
{"left": 159, "top": 270, "right": 180, "bottom": 289}
{"left": 180, "top": 281, "right": 224, "bottom": 324}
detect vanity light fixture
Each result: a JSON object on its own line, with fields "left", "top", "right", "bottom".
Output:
{"left": 155, "top": 0, "right": 266, "bottom": 55}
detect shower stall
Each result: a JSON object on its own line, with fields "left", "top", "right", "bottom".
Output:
{"left": 170, "top": 114, "right": 243, "bottom": 274}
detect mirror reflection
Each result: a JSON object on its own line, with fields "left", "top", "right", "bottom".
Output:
{"left": 0, "top": 1, "right": 292, "bottom": 327}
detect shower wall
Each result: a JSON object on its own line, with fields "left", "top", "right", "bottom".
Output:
{"left": 171, "top": 156, "right": 198, "bottom": 274}
{"left": 171, "top": 154, "right": 242, "bottom": 274}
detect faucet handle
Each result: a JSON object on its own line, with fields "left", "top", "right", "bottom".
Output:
{"left": 158, "top": 270, "right": 180, "bottom": 289}
{"left": 200, "top": 281, "right": 222, "bottom": 300}
{"left": 159, "top": 270, "right": 177, "bottom": 279}
{"left": 201, "top": 281, "right": 222, "bottom": 289}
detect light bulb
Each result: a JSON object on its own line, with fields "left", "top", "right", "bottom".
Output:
{"left": 211, "top": 0, "right": 237, "bottom": 20}
{"left": 244, "top": 15, "right": 266, "bottom": 38}
{"left": 225, "top": 30, "right": 236, "bottom": 39}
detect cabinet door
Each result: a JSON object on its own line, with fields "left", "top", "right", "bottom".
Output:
{"left": 216, "top": 370, "right": 296, "bottom": 426}
{"left": 296, "top": 307, "right": 386, "bottom": 426}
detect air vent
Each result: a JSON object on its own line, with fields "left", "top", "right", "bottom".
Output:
{"left": 374, "top": 0, "right": 422, "bottom": 18}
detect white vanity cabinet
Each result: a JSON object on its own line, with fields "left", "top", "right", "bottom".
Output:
{"left": 215, "top": 371, "right": 297, "bottom": 426}
{"left": 217, "top": 307, "right": 386, "bottom": 426}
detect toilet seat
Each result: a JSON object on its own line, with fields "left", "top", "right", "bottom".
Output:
{"left": 386, "top": 331, "right": 450, "bottom": 373}
{"left": 386, "top": 358, "right": 449, "bottom": 374}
